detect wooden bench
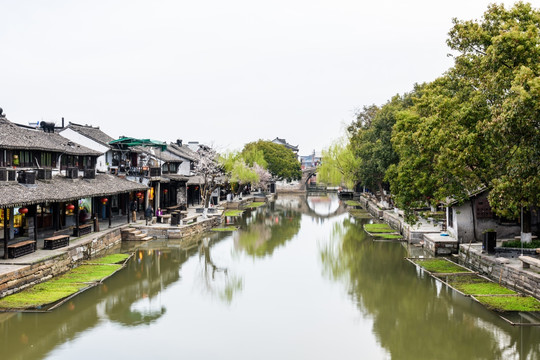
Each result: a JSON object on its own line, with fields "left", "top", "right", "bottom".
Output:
{"left": 518, "top": 255, "right": 540, "bottom": 269}
{"left": 7, "top": 240, "right": 37, "bottom": 258}
{"left": 180, "top": 215, "right": 199, "bottom": 225}
{"left": 75, "top": 223, "right": 92, "bottom": 237}
{"left": 44, "top": 235, "right": 70, "bottom": 250}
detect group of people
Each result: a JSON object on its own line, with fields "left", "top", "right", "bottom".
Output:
{"left": 130, "top": 200, "right": 164, "bottom": 226}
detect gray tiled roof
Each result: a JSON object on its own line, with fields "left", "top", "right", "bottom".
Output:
{"left": 0, "top": 174, "right": 148, "bottom": 207}
{"left": 141, "top": 148, "right": 183, "bottom": 163}
{"left": 0, "top": 117, "right": 101, "bottom": 156}
{"left": 168, "top": 143, "right": 197, "bottom": 161}
{"left": 66, "top": 122, "right": 115, "bottom": 147}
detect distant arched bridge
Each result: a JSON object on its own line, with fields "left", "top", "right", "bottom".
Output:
{"left": 300, "top": 167, "right": 318, "bottom": 191}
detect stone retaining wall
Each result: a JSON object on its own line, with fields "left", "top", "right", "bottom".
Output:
{"left": 0, "top": 228, "right": 122, "bottom": 298}
{"left": 459, "top": 246, "right": 540, "bottom": 300}
{"left": 138, "top": 216, "right": 222, "bottom": 240}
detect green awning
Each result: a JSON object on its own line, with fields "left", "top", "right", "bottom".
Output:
{"left": 109, "top": 137, "right": 167, "bottom": 151}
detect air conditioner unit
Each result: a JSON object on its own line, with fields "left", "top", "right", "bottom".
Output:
{"left": 84, "top": 168, "right": 96, "bottom": 179}
{"left": 18, "top": 171, "right": 36, "bottom": 185}
{"left": 66, "top": 167, "right": 79, "bottom": 179}
{"left": 37, "top": 168, "right": 53, "bottom": 180}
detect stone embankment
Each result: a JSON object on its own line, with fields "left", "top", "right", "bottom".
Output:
{"left": 136, "top": 216, "right": 222, "bottom": 240}
{"left": 357, "top": 193, "right": 539, "bottom": 300}
{"left": 0, "top": 227, "right": 122, "bottom": 298}
{"left": 459, "top": 244, "right": 540, "bottom": 300}
{"left": 1, "top": 214, "right": 224, "bottom": 299}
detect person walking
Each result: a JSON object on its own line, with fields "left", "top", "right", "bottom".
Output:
{"left": 130, "top": 200, "right": 138, "bottom": 222}
{"left": 145, "top": 205, "right": 154, "bottom": 226}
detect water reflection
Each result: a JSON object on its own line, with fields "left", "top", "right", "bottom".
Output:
{"left": 0, "top": 194, "right": 538, "bottom": 360}
{"left": 198, "top": 235, "right": 243, "bottom": 304}
{"left": 0, "top": 245, "right": 196, "bottom": 360}
{"left": 233, "top": 206, "right": 301, "bottom": 258}
{"left": 320, "top": 216, "right": 540, "bottom": 360}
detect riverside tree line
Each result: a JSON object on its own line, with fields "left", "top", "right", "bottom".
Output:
{"left": 318, "top": 2, "right": 540, "bottom": 223}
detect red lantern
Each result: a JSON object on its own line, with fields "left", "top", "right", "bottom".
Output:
{"left": 67, "top": 204, "right": 75, "bottom": 211}
{"left": 136, "top": 192, "right": 143, "bottom": 199}
{"left": 101, "top": 197, "right": 108, "bottom": 205}
{"left": 163, "top": 189, "right": 168, "bottom": 194}
{"left": 18, "top": 207, "right": 28, "bottom": 214}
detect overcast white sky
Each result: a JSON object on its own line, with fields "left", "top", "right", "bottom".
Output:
{"left": 0, "top": 0, "right": 521, "bottom": 154}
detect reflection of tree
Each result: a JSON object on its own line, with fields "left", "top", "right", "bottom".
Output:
{"left": 198, "top": 236, "right": 243, "bottom": 304}
{"left": 234, "top": 209, "right": 301, "bottom": 257}
{"left": 0, "top": 246, "right": 195, "bottom": 360}
{"left": 320, "top": 217, "right": 540, "bottom": 360}
{"left": 104, "top": 249, "right": 185, "bottom": 326}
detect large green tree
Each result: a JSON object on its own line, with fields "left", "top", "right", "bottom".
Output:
{"left": 349, "top": 97, "right": 409, "bottom": 202}
{"left": 445, "top": 1, "right": 540, "bottom": 218}
{"left": 242, "top": 140, "right": 301, "bottom": 181}
{"left": 388, "top": 2, "right": 540, "bottom": 220}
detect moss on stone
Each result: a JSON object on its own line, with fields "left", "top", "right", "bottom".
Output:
{"left": 414, "top": 259, "right": 471, "bottom": 274}
{"left": 0, "top": 262, "right": 123, "bottom": 310}
{"left": 224, "top": 210, "right": 244, "bottom": 217}
{"left": 211, "top": 226, "right": 238, "bottom": 232}
{"left": 364, "top": 223, "right": 395, "bottom": 233}
{"left": 84, "top": 253, "right": 130, "bottom": 265}
{"left": 476, "top": 296, "right": 540, "bottom": 312}
{"left": 244, "top": 202, "right": 266, "bottom": 209}
{"left": 348, "top": 209, "right": 371, "bottom": 219}
{"left": 447, "top": 275, "right": 515, "bottom": 295}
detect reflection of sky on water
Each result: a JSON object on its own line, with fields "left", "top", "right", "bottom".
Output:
{"left": 307, "top": 195, "right": 340, "bottom": 216}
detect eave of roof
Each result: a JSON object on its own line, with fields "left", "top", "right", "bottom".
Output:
{"left": 0, "top": 174, "right": 148, "bottom": 208}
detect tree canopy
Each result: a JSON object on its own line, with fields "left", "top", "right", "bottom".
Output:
{"left": 336, "top": 2, "right": 540, "bottom": 221}
{"left": 242, "top": 140, "right": 301, "bottom": 181}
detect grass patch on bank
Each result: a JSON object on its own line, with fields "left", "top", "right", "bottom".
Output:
{"left": 58, "top": 265, "right": 122, "bottom": 283}
{"left": 447, "top": 275, "right": 515, "bottom": 295}
{"left": 374, "top": 234, "right": 403, "bottom": 240}
{"left": 476, "top": 296, "right": 540, "bottom": 312}
{"left": 0, "top": 282, "right": 87, "bottom": 309}
{"left": 414, "top": 259, "right": 471, "bottom": 274}
{"left": 211, "top": 226, "right": 238, "bottom": 232}
{"left": 0, "top": 260, "right": 125, "bottom": 310}
{"left": 348, "top": 209, "right": 372, "bottom": 219}
{"left": 224, "top": 210, "right": 244, "bottom": 217}
{"left": 344, "top": 200, "right": 362, "bottom": 206}
{"left": 244, "top": 202, "right": 265, "bottom": 209}
{"left": 84, "top": 254, "right": 130, "bottom": 265}
{"left": 364, "top": 223, "right": 396, "bottom": 233}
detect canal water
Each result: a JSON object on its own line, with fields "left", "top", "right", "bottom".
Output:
{"left": 1, "top": 195, "right": 539, "bottom": 360}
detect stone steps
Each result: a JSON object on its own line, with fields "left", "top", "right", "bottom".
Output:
{"left": 121, "top": 228, "right": 153, "bottom": 241}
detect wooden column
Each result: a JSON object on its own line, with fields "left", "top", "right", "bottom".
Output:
{"left": 33, "top": 205, "right": 38, "bottom": 241}
{"left": 75, "top": 202, "right": 80, "bottom": 237}
{"left": 155, "top": 182, "right": 161, "bottom": 211}
{"left": 3, "top": 207, "right": 8, "bottom": 259}
{"left": 126, "top": 193, "right": 130, "bottom": 224}
{"left": 108, "top": 201, "right": 112, "bottom": 228}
